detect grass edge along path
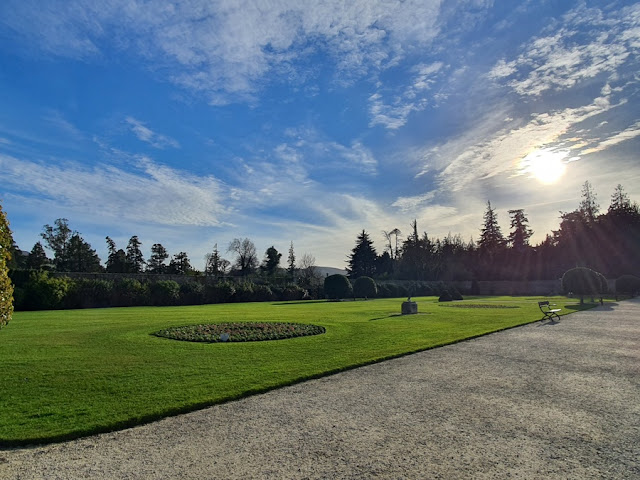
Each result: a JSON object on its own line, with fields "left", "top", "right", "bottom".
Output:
{"left": 0, "top": 296, "right": 599, "bottom": 447}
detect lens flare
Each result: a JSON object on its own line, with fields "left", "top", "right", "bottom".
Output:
{"left": 522, "top": 148, "right": 568, "bottom": 184}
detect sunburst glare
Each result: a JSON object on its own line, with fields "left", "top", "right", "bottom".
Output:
{"left": 522, "top": 148, "right": 568, "bottom": 184}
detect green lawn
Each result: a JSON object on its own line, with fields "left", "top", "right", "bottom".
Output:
{"left": 0, "top": 296, "right": 594, "bottom": 446}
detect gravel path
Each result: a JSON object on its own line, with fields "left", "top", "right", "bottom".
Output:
{"left": 2, "top": 299, "right": 639, "bottom": 479}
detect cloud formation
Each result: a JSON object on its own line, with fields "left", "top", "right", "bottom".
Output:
{"left": 0, "top": 0, "right": 462, "bottom": 104}
{"left": 0, "top": 153, "right": 226, "bottom": 227}
{"left": 125, "top": 117, "right": 179, "bottom": 149}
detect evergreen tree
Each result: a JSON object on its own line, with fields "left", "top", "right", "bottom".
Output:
{"left": 579, "top": 180, "right": 599, "bottom": 223}
{"left": 261, "top": 246, "right": 282, "bottom": 275}
{"left": 26, "top": 241, "right": 49, "bottom": 270}
{"left": 205, "top": 243, "right": 230, "bottom": 276}
{"left": 508, "top": 209, "right": 533, "bottom": 251}
{"left": 126, "top": 235, "right": 145, "bottom": 273}
{"left": 347, "top": 230, "right": 377, "bottom": 278}
{"left": 147, "top": 243, "right": 169, "bottom": 274}
{"left": 169, "top": 252, "right": 192, "bottom": 275}
{"left": 478, "top": 201, "right": 505, "bottom": 253}
{"left": 105, "top": 237, "right": 127, "bottom": 273}
{"left": 66, "top": 234, "right": 102, "bottom": 272}
{"left": 397, "top": 220, "right": 437, "bottom": 280}
{"left": 287, "top": 241, "right": 296, "bottom": 279}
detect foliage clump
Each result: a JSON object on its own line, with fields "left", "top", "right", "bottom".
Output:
{"left": 615, "top": 275, "right": 640, "bottom": 296}
{"left": 561, "top": 267, "right": 604, "bottom": 304}
{"left": 324, "top": 274, "right": 353, "bottom": 300}
{"left": 0, "top": 203, "right": 14, "bottom": 327}
{"left": 353, "top": 276, "right": 377, "bottom": 299}
{"left": 154, "top": 322, "right": 325, "bottom": 343}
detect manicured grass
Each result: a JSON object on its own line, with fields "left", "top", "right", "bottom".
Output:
{"left": 0, "top": 296, "right": 595, "bottom": 446}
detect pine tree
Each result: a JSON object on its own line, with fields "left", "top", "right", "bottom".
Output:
{"left": 125, "top": 236, "right": 145, "bottom": 273}
{"left": 287, "top": 241, "right": 296, "bottom": 279}
{"left": 508, "top": 209, "right": 533, "bottom": 251}
{"left": 26, "top": 241, "right": 50, "bottom": 270}
{"left": 347, "top": 230, "right": 377, "bottom": 278}
{"left": 579, "top": 180, "right": 599, "bottom": 223}
{"left": 147, "top": 243, "right": 169, "bottom": 274}
{"left": 261, "top": 246, "right": 281, "bottom": 276}
{"left": 478, "top": 201, "right": 505, "bottom": 253}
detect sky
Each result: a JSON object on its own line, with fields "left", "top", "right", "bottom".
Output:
{"left": 1, "top": 0, "right": 639, "bottom": 270}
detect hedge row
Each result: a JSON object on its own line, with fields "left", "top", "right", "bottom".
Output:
{"left": 12, "top": 271, "right": 310, "bottom": 311}
{"left": 325, "top": 274, "right": 464, "bottom": 300}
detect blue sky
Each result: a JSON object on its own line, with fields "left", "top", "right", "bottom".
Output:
{"left": 1, "top": 0, "right": 639, "bottom": 269}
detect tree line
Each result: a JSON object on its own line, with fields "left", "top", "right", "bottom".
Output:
{"left": 7, "top": 181, "right": 640, "bottom": 286}
{"left": 346, "top": 182, "right": 640, "bottom": 282}
{"left": 13, "top": 221, "right": 320, "bottom": 285}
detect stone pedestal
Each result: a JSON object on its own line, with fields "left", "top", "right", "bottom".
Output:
{"left": 401, "top": 301, "right": 418, "bottom": 315}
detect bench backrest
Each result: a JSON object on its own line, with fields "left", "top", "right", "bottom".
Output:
{"left": 538, "top": 301, "right": 549, "bottom": 309}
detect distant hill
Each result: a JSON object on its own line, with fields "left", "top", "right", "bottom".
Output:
{"left": 315, "top": 266, "right": 347, "bottom": 277}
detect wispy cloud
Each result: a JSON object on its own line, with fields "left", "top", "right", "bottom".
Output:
{"left": 369, "top": 61, "right": 445, "bottom": 129}
{"left": 391, "top": 192, "right": 436, "bottom": 213}
{"left": 0, "top": 0, "right": 466, "bottom": 104}
{"left": 125, "top": 117, "right": 179, "bottom": 149}
{"left": 488, "top": 3, "right": 640, "bottom": 96}
{"left": 580, "top": 121, "right": 640, "bottom": 155}
{"left": 0, "top": 153, "right": 226, "bottom": 226}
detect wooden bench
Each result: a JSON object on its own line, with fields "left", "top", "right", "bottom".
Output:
{"left": 538, "top": 301, "right": 561, "bottom": 321}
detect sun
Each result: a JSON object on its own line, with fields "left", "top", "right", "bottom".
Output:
{"left": 522, "top": 148, "right": 568, "bottom": 184}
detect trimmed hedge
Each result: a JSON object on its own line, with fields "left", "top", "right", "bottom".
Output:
{"left": 324, "top": 274, "right": 353, "bottom": 300}
{"left": 353, "top": 276, "right": 377, "bottom": 299}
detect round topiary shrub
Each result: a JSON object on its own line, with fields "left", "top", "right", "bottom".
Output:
{"left": 324, "top": 274, "right": 353, "bottom": 300}
{"left": 154, "top": 322, "right": 326, "bottom": 343}
{"left": 438, "top": 291, "right": 453, "bottom": 302}
{"left": 615, "top": 274, "right": 640, "bottom": 296}
{"left": 561, "top": 267, "right": 603, "bottom": 304}
{"left": 353, "top": 276, "right": 377, "bottom": 299}
{"left": 449, "top": 285, "right": 464, "bottom": 301}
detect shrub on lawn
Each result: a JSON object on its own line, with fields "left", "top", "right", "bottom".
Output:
{"left": 438, "top": 291, "right": 453, "bottom": 302}
{"left": 449, "top": 285, "right": 464, "bottom": 301}
{"left": 561, "top": 267, "right": 603, "bottom": 304}
{"left": 615, "top": 274, "right": 640, "bottom": 296}
{"left": 353, "top": 276, "right": 377, "bottom": 299}
{"left": 324, "top": 274, "right": 353, "bottom": 300}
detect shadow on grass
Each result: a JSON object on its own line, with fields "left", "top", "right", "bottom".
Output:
{"left": 272, "top": 300, "right": 328, "bottom": 306}
{"left": 369, "top": 313, "right": 432, "bottom": 321}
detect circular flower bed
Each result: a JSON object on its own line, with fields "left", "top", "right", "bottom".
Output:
{"left": 153, "top": 322, "right": 326, "bottom": 343}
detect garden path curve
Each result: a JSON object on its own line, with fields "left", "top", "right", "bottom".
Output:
{"left": 2, "top": 299, "right": 639, "bottom": 479}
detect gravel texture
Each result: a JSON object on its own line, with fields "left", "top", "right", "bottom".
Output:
{"left": 2, "top": 299, "right": 639, "bottom": 479}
